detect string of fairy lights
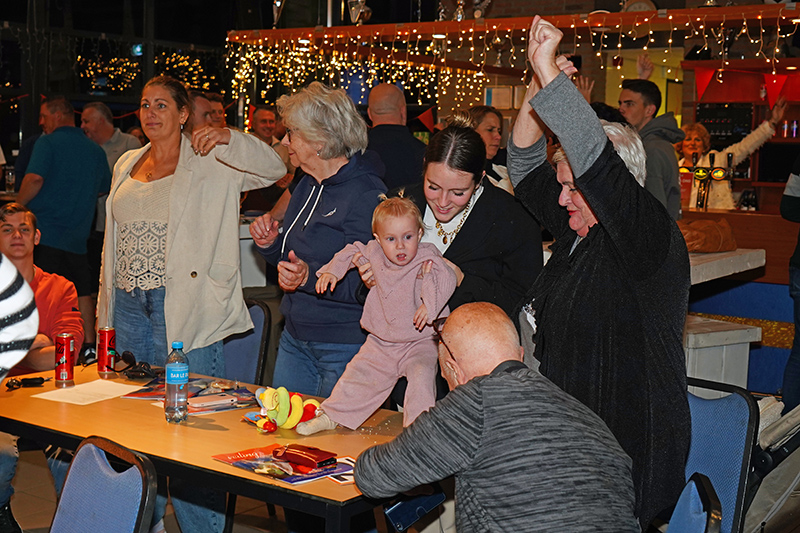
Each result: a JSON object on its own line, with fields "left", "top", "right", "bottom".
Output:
{"left": 228, "top": 7, "right": 799, "bottom": 118}
{"left": 0, "top": 28, "right": 225, "bottom": 95}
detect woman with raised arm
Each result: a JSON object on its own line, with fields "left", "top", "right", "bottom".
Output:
{"left": 507, "top": 16, "right": 691, "bottom": 529}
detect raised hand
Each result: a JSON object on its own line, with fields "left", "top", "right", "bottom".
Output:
{"left": 249, "top": 213, "right": 280, "bottom": 248}
{"left": 527, "top": 16, "right": 564, "bottom": 87}
{"left": 191, "top": 126, "right": 231, "bottom": 156}
{"left": 575, "top": 75, "right": 594, "bottom": 103}
{"left": 770, "top": 96, "right": 788, "bottom": 128}
{"left": 637, "top": 52, "right": 654, "bottom": 80}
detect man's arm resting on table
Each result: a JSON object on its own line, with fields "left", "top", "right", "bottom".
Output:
{"left": 354, "top": 384, "right": 483, "bottom": 498}
{"left": 17, "top": 173, "right": 44, "bottom": 205}
{"left": 19, "top": 334, "right": 56, "bottom": 371}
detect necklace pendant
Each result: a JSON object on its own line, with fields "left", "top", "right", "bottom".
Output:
{"left": 442, "top": 235, "right": 448, "bottom": 244}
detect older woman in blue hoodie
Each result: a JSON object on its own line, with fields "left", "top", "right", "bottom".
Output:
{"left": 250, "top": 82, "right": 386, "bottom": 397}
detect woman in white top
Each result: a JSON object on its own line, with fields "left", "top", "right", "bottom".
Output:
{"left": 680, "top": 96, "right": 786, "bottom": 209}
{"left": 97, "top": 75, "right": 285, "bottom": 374}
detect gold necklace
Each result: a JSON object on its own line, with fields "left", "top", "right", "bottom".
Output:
{"left": 435, "top": 199, "right": 472, "bottom": 245}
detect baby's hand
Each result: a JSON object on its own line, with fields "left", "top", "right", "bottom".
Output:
{"left": 316, "top": 272, "right": 339, "bottom": 294}
{"left": 413, "top": 303, "right": 429, "bottom": 331}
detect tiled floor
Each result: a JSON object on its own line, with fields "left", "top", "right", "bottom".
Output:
{"left": 10, "top": 449, "right": 389, "bottom": 533}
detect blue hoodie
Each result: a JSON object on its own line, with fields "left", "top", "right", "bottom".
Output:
{"left": 258, "top": 150, "right": 386, "bottom": 344}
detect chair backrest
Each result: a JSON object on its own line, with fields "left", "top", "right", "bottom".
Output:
{"left": 686, "top": 378, "right": 759, "bottom": 533}
{"left": 223, "top": 298, "right": 271, "bottom": 384}
{"left": 50, "top": 436, "right": 157, "bottom": 533}
{"left": 669, "top": 473, "right": 722, "bottom": 533}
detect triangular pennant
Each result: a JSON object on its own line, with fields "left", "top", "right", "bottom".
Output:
{"left": 416, "top": 107, "right": 435, "bottom": 132}
{"left": 694, "top": 68, "right": 715, "bottom": 101}
{"left": 763, "top": 73, "right": 788, "bottom": 109}
{"left": 248, "top": 104, "right": 255, "bottom": 130}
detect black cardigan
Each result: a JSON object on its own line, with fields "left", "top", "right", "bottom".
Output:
{"left": 515, "top": 141, "right": 691, "bottom": 529}
{"left": 401, "top": 180, "right": 543, "bottom": 318}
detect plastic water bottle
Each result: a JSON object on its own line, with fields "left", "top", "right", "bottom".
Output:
{"left": 165, "top": 341, "right": 189, "bottom": 423}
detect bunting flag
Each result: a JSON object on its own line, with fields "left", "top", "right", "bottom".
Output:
{"left": 416, "top": 107, "right": 435, "bottom": 132}
{"left": 763, "top": 73, "right": 788, "bottom": 109}
{"left": 248, "top": 104, "right": 255, "bottom": 128}
{"left": 695, "top": 68, "right": 715, "bottom": 101}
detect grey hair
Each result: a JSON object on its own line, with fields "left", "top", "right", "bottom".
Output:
{"left": 552, "top": 121, "right": 646, "bottom": 187}
{"left": 601, "top": 120, "right": 646, "bottom": 187}
{"left": 84, "top": 102, "right": 114, "bottom": 125}
{"left": 277, "top": 82, "right": 367, "bottom": 159}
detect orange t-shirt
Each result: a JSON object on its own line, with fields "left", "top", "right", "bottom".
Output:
{"left": 9, "top": 267, "right": 83, "bottom": 376}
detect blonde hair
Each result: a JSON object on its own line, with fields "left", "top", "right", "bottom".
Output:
{"left": 680, "top": 123, "right": 711, "bottom": 157}
{"left": 372, "top": 192, "right": 425, "bottom": 235}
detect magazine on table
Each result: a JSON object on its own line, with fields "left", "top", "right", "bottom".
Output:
{"left": 212, "top": 444, "right": 354, "bottom": 485}
{"left": 122, "top": 378, "right": 257, "bottom": 414}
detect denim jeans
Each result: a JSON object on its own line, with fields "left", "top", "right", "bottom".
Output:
{"left": 272, "top": 329, "right": 362, "bottom": 397}
{"left": 113, "top": 287, "right": 224, "bottom": 377}
{"left": 0, "top": 435, "right": 71, "bottom": 506}
{"left": 113, "top": 286, "right": 227, "bottom": 531}
{"left": 0, "top": 433, "right": 17, "bottom": 506}
{"left": 784, "top": 266, "right": 800, "bottom": 413}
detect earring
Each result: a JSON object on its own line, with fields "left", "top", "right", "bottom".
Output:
{"left": 316, "top": 149, "right": 321, "bottom": 157}
{"left": 180, "top": 122, "right": 184, "bottom": 131}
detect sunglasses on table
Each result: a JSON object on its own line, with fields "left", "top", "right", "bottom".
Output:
{"left": 82, "top": 350, "right": 159, "bottom": 379}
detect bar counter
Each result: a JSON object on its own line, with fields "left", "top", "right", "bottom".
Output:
{"left": 682, "top": 209, "right": 798, "bottom": 285}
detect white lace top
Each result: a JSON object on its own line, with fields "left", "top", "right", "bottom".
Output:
{"left": 112, "top": 175, "right": 173, "bottom": 292}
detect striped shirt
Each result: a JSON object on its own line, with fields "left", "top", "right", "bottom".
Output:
{"left": 355, "top": 361, "right": 640, "bottom": 532}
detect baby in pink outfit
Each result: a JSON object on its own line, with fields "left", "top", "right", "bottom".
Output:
{"left": 296, "top": 195, "right": 457, "bottom": 435}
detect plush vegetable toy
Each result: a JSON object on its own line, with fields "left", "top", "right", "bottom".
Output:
{"left": 254, "top": 386, "right": 321, "bottom": 432}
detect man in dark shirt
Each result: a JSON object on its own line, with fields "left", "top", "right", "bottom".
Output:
{"left": 355, "top": 302, "right": 639, "bottom": 532}
{"left": 367, "top": 83, "right": 426, "bottom": 190}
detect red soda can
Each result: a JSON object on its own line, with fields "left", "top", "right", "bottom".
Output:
{"left": 55, "top": 333, "right": 75, "bottom": 388}
{"left": 97, "top": 327, "right": 116, "bottom": 378}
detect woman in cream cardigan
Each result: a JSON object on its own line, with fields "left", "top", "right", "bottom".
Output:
{"left": 97, "top": 75, "right": 285, "bottom": 377}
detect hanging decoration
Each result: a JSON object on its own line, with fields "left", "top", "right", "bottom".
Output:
{"left": 226, "top": 5, "right": 799, "bottom": 113}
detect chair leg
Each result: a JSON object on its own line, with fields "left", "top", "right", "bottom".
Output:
{"left": 223, "top": 493, "right": 237, "bottom": 533}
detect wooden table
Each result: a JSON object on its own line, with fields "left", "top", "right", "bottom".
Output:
{"left": 0, "top": 370, "right": 403, "bottom": 533}
{"left": 689, "top": 248, "right": 766, "bottom": 285}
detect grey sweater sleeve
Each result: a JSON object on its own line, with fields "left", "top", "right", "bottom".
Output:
{"left": 507, "top": 134, "right": 547, "bottom": 187}
{"left": 530, "top": 72, "right": 607, "bottom": 179}
{"left": 354, "top": 381, "right": 483, "bottom": 498}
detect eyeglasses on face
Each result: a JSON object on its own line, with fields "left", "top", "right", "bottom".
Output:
{"left": 432, "top": 317, "right": 455, "bottom": 360}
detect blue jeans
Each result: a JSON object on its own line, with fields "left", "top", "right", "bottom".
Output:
{"left": 113, "top": 287, "right": 226, "bottom": 531}
{"left": 0, "top": 434, "right": 71, "bottom": 506}
{"left": 272, "top": 330, "right": 362, "bottom": 397}
{"left": 784, "top": 266, "right": 800, "bottom": 413}
{"left": 113, "top": 287, "right": 224, "bottom": 377}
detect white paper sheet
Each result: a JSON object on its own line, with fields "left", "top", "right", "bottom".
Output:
{"left": 32, "top": 380, "right": 144, "bottom": 405}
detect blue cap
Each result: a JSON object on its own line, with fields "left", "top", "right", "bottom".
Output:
{"left": 172, "top": 341, "right": 183, "bottom": 349}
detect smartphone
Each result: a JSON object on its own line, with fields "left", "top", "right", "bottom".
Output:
{"left": 384, "top": 484, "right": 446, "bottom": 532}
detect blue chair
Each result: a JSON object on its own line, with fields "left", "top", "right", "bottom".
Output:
{"left": 222, "top": 298, "right": 271, "bottom": 385}
{"left": 669, "top": 473, "right": 722, "bottom": 533}
{"left": 221, "top": 299, "right": 273, "bottom": 532}
{"left": 50, "top": 436, "right": 157, "bottom": 533}
{"left": 686, "top": 377, "right": 759, "bottom": 533}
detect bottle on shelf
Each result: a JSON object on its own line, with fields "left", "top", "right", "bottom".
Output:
{"left": 165, "top": 341, "right": 189, "bottom": 423}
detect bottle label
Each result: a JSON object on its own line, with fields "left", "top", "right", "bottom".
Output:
{"left": 165, "top": 363, "right": 189, "bottom": 384}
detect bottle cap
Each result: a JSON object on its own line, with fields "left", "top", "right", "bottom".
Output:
{"left": 172, "top": 341, "right": 183, "bottom": 349}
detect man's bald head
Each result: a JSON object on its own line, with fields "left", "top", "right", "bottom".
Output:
{"left": 438, "top": 302, "right": 523, "bottom": 389}
{"left": 368, "top": 83, "right": 407, "bottom": 126}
